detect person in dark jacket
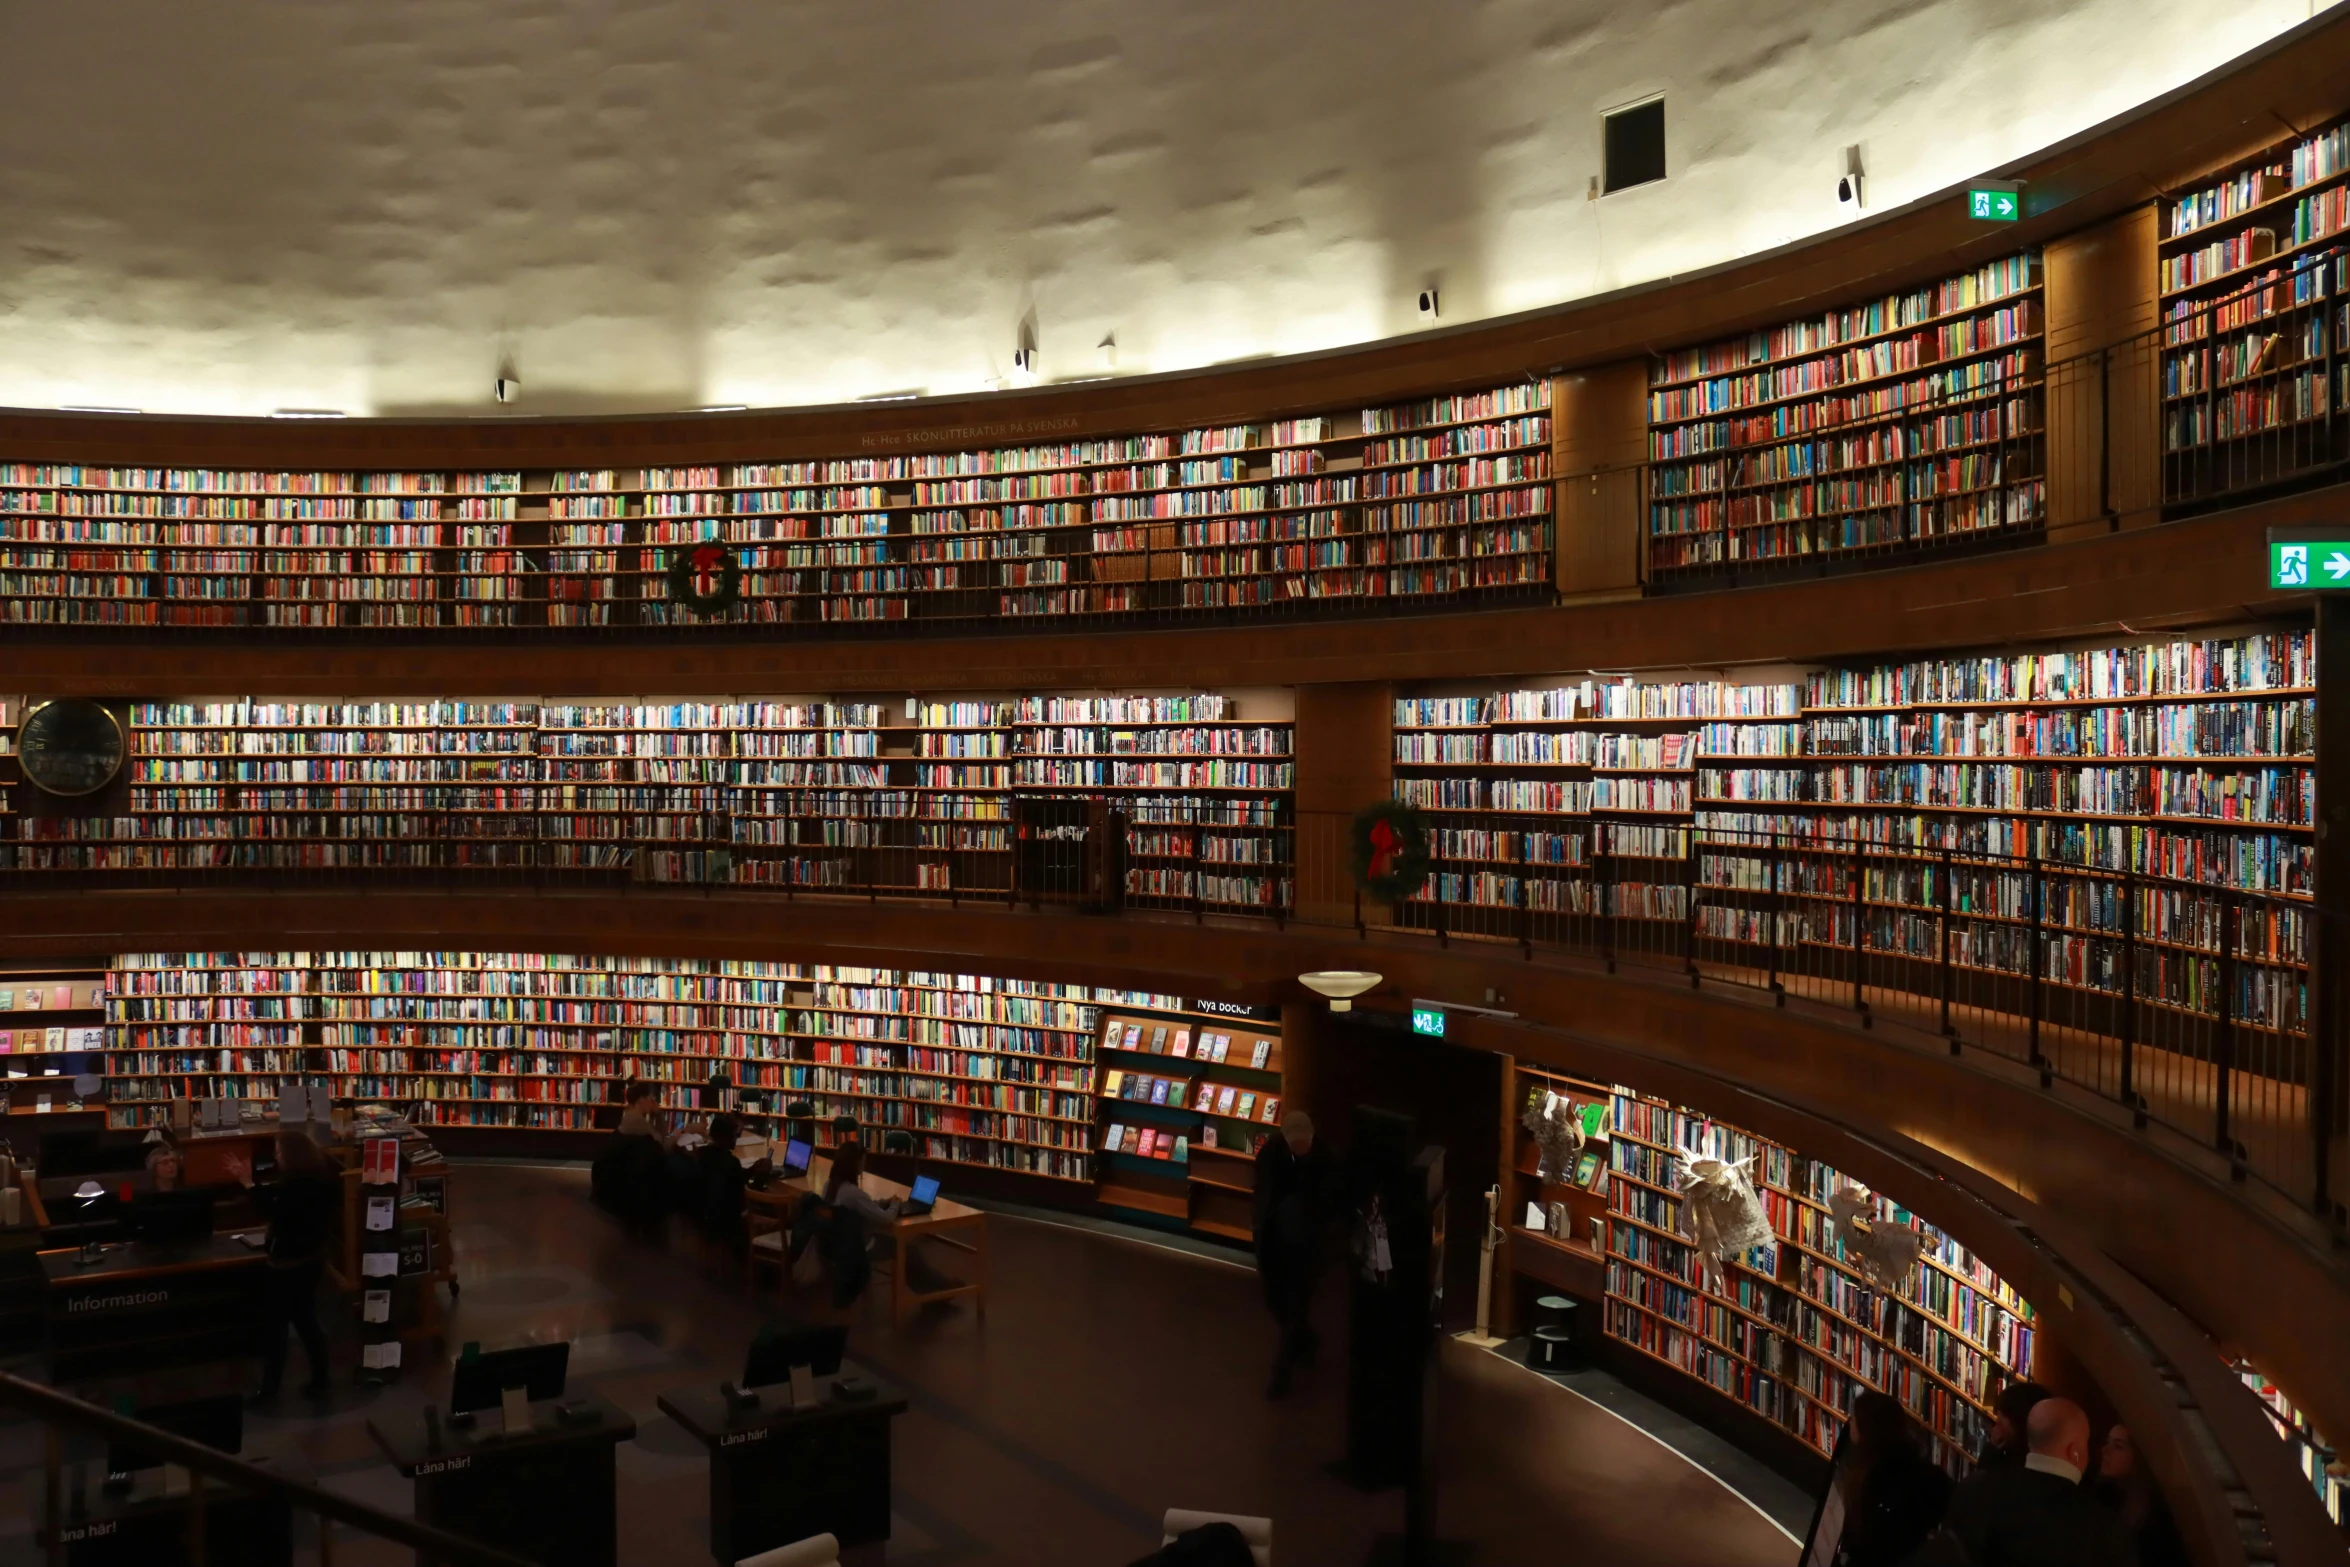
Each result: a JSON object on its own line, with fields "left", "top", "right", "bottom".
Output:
{"left": 1909, "top": 1397, "right": 2137, "bottom": 1567}
{"left": 1975, "top": 1380, "right": 2052, "bottom": 1469}
{"left": 696, "top": 1114, "right": 758, "bottom": 1257}
{"left": 2095, "top": 1422, "right": 2191, "bottom": 1567}
{"left": 1254, "top": 1110, "right": 1334, "bottom": 1399}
{"left": 238, "top": 1127, "right": 342, "bottom": 1401}
{"left": 1805, "top": 1392, "right": 1950, "bottom": 1567}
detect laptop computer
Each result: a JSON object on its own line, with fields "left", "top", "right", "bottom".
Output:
{"left": 780, "top": 1138, "right": 812, "bottom": 1176}
{"left": 901, "top": 1173, "right": 941, "bottom": 1217}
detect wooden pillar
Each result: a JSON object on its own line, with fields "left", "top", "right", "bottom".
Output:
{"left": 2043, "top": 205, "right": 2161, "bottom": 538}
{"left": 1279, "top": 1000, "right": 1329, "bottom": 1142}
{"left": 2316, "top": 598, "right": 2350, "bottom": 1223}
{"left": 1552, "top": 362, "right": 1649, "bottom": 600}
{"left": 1293, "top": 681, "right": 1393, "bottom": 926}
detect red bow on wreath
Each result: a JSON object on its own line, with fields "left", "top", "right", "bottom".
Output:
{"left": 1368, "top": 818, "right": 1400, "bottom": 880}
{"left": 691, "top": 543, "right": 727, "bottom": 596}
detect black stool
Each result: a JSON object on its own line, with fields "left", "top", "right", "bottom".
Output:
{"left": 1530, "top": 1295, "right": 1581, "bottom": 1371}
{"left": 883, "top": 1130, "right": 915, "bottom": 1155}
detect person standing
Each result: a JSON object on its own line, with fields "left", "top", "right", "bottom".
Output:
{"left": 2095, "top": 1423, "right": 2191, "bottom": 1567}
{"left": 238, "top": 1127, "right": 342, "bottom": 1401}
{"left": 1976, "top": 1380, "right": 2052, "bottom": 1469}
{"left": 1801, "top": 1392, "right": 1950, "bottom": 1567}
{"left": 1254, "top": 1110, "right": 1333, "bottom": 1399}
{"left": 1911, "top": 1397, "right": 2137, "bottom": 1567}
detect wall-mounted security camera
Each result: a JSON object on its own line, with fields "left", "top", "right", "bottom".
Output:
{"left": 1837, "top": 145, "right": 1866, "bottom": 208}
{"left": 493, "top": 377, "right": 521, "bottom": 404}
{"left": 1417, "top": 288, "right": 1441, "bottom": 322}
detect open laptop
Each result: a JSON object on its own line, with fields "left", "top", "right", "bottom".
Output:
{"left": 780, "top": 1137, "right": 813, "bottom": 1176}
{"left": 900, "top": 1173, "right": 941, "bottom": 1217}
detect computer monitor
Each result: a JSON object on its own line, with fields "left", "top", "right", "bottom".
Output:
{"left": 780, "top": 1138, "right": 812, "bottom": 1175}
{"left": 108, "top": 1394, "right": 242, "bottom": 1477}
{"left": 448, "top": 1342, "right": 570, "bottom": 1415}
{"left": 907, "top": 1174, "right": 941, "bottom": 1210}
{"left": 742, "top": 1323, "right": 847, "bottom": 1389}
{"left": 128, "top": 1190, "right": 215, "bottom": 1246}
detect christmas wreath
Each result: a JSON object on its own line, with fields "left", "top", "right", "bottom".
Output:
{"left": 664, "top": 541, "right": 744, "bottom": 617}
{"left": 1350, "top": 799, "right": 1432, "bottom": 902}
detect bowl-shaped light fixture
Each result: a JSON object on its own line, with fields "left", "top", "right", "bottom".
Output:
{"left": 1298, "top": 970, "right": 1383, "bottom": 1011}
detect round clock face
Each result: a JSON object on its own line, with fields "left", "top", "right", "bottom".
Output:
{"left": 17, "top": 699, "right": 126, "bottom": 797}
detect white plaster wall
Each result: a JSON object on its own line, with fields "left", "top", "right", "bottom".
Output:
{"left": 0, "top": 0, "right": 2329, "bottom": 418}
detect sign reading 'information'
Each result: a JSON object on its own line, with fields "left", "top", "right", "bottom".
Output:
{"left": 2270, "top": 542, "right": 2350, "bottom": 588}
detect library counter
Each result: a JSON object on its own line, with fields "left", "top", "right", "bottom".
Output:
{"left": 369, "top": 1393, "right": 635, "bottom": 1567}
{"left": 657, "top": 1368, "right": 909, "bottom": 1563}
{"left": 41, "top": 1234, "right": 267, "bottom": 1382}
{"left": 46, "top": 1456, "right": 303, "bottom": 1567}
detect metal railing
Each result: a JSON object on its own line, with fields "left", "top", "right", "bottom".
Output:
{"left": 1292, "top": 810, "right": 2334, "bottom": 1221}
{"left": 0, "top": 1371, "right": 529, "bottom": 1566}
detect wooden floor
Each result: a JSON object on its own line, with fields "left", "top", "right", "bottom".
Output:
{"left": 2, "top": 1163, "right": 1800, "bottom": 1566}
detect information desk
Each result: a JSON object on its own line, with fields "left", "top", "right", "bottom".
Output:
{"left": 46, "top": 1457, "right": 299, "bottom": 1567}
{"left": 369, "top": 1393, "right": 635, "bottom": 1567}
{"left": 657, "top": 1369, "right": 909, "bottom": 1563}
{"left": 42, "top": 1234, "right": 268, "bottom": 1383}
{"left": 742, "top": 1153, "right": 989, "bottom": 1326}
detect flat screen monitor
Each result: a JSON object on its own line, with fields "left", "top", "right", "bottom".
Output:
{"left": 449, "top": 1342, "right": 570, "bottom": 1415}
{"left": 128, "top": 1190, "right": 215, "bottom": 1246}
{"left": 108, "top": 1394, "right": 242, "bottom": 1476}
{"left": 742, "top": 1323, "right": 847, "bottom": 1389}
{"left": 908, "top": 1174, "right": 941, "bottom": 1209}
{"left": 780, "top": 1138, "right": 812, "bottom": 1175}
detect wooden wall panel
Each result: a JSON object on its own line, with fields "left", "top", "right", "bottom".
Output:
{"left": 1292, "top": 681, "right": 1393, "bottom": 924}
{"left": 1551, "top": 363, "right": 1650, "bottom": 600}
{"left": 2045, "top": 204, "right": 2164, "bottom": 536}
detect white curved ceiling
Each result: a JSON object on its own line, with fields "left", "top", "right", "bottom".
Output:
{"left": 0, "top": 0, "right": 2324, "bottom": 418}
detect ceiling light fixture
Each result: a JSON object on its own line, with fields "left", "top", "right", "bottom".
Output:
{"left": 270, "top": 408, "right": 348, "bottom": 419}
{"left": 60, "top": 405, "right": 140, "bottom": 414}
{"left": 855, "top": 390, "right": 925, "bottom": 403}
{"left": 693, "top": 404, "right": 750, "bottom": 413}
{"left": 1298, "top": 970, "right": 1382, "bottom": 1012}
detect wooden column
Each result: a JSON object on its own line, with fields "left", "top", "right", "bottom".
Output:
{"left": 1279, "top": 999, "right": 1328, "bottom": 1144}
{"left": 1292, "top": 681, "right": 1393, "bottom": 926}
{"left": 2316, "top": 598, "right": 2350, "bottom": 1222}
{"left": 1552, "top": 362, "right": 1649, "bottom": 600}
{"left": 2043, "top": 205, "right": 2161, "bottom": 539}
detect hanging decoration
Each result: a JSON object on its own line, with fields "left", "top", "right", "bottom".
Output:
{"left": 1675, "top": 1140, "right": 1773, "bottom": 1291}
{"left": 665, "top": 541, "right": 744, "bottom": 617}
{"left": 1827, "top": 1185, "right": 1924, "bottom": 1292}
{"left": 1349, "top": 799, "right": 1432, "bottom": 903}
{"left": 1520, "top": 1087, "right": 1585, "bottom": 1182}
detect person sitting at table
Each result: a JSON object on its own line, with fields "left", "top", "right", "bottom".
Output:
{"left": 696, "top": 1114, "right": 771, "bottom": 1258}
{"left": 235, "top": 1127, "right": 342, "bottom": 1402}
{"left": 593, "top": 1082, "right": 670, "bottom": 1224}
{"left": 789, "top": 1141, "right": 900, "bottom": 1307}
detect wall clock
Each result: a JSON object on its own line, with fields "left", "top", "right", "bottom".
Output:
{"left": 16, "top": 699, "right": 126, "bottom": 797}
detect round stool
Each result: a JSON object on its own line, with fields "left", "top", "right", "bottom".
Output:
{"left": 1529, "top": 1297, "right": 1582, "bottom": 1371}
{"left": 1534, "top": 1294, "right": 1573, "bottom": 1330}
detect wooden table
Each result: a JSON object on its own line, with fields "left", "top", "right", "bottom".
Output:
{"left": 743, "top": 1155, "right": 989, "bottom": 1327}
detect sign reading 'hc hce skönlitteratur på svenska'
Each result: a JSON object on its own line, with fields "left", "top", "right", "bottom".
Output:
{"left": 2271, "top": 542, "right": 2350, "bottom": 588}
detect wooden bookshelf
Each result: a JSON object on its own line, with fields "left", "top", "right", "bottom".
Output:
{"left": 0, "top": 957, "right": 109, "bottom": 1120}
{"left": 101, "top": 952, "right": 1195, "bottom": 1188}
{"left": 1601, "top": 1083, "right": 2039, "bottom": 1473}
{"left": 1645, "top": 253, "right": 2045, "bottom": 582}
{"left": 0, "top": 387, "right": 1547, "bottom": 632}
{"left": 1393, "top": 626, "right": 2311, "bottom": 1039}
{"left": 3, "top": 688, "right": 1294, "bottom": 906}
{"left": 1095, "top": 1005, "right": 1285, "bottom": 1239}
{"left": 2156, "top": 117, "right": 2350, "bottom": 494}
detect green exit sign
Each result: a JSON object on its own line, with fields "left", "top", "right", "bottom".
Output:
{"left": 1968, "top": 184, "right": 2021, "bottom": 222}
{"left": 2271, "top": 541, "right": 2350, "bottom": 588}
{"left": 1410, "top": 1006, "right": 1446, "bottom": 1038}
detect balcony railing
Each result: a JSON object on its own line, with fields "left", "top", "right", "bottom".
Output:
{"left": 9, "top": 810, "right": 2332, "bottom": 1226}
